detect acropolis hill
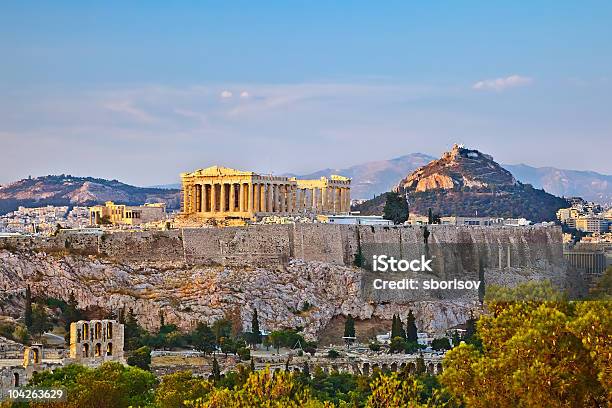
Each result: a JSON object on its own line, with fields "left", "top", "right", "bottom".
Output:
{"left": 0, "top": 223, "right": 580, "bottom": 341}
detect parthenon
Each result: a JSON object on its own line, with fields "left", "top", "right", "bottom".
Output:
{"left": 180, "top": 166, "right": 351, "bottom": 219}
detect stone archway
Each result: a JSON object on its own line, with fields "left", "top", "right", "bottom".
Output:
{"left": 436, "top": 363, "right": 443, "bottom": 374}
{"left": 83, "top": 343, "right": 89, "bottom": 358}
{"left": 107, "top": 343, "right": 113, "bottom": 356}
{"left": 390, "top": 362, "right": 398, "bottom": 372}
{"left": 362, "top": 362, "right": 370, "bottom": 376}
{"left": 427, "top": 363, "right": 434, "bottom": 374}
{"left": 13, "top": 372, "right": 19, "bottom": 387}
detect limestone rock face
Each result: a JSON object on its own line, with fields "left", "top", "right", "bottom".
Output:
{"left": 0, "top": 250, "right": 479, "bottom": 339}
{"left": 395, "top": 144, "right": 517, "bottom": 193}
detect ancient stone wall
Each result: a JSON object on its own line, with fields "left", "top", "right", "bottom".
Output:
{"left": 0, "top": 224, "right": 564, "bottom": 271}
{"left": 98, "top": 230, "right": 183, "bottom": 263}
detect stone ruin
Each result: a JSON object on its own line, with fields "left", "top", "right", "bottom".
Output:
{"left": 0, "top": 320, "right": 125, "bottom": 396}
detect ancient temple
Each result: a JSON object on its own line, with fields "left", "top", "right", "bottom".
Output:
{"left": 180, "top": 166, "right": 351, "bottom": 220}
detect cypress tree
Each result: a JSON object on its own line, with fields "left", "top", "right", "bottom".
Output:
{"left": 251, "top": 309, "right": 262, "bottom": 346}
{"left": 391, "top": 314, "right": 406, "bottom": 339}
{"left": 391, "top": 314, "right": 398, "bottom": 338}
{"left": 212, "top": 356, "right": 221, "bottom": 381}
{"left": 406, "top": 310, "right": 418, "bottom": 343}
{"left": 344, "top": 314, "right": 356, "bottom": 338}
{"left": 416, "top": 353, "right": 426, "bottom": 374}
{"left": 24, "top": 285, "right": 33, "bottom": 329}
{"left": 250, "top": 357, "right": 255, "bottom": 372}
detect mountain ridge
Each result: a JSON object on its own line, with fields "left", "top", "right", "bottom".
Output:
{"left": 0, "top": 175, "right": 180, "bottom": 215}
{"left": 355, "top": 145, "right": 570, "bottom": 222}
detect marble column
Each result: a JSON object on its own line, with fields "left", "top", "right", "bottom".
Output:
{"left": 248, "top": 183, "right": 254, "bottom": 213}
{"left": 229, "top": 183, "right": 235, "bottom": 212}
{"left": 201, "top": 184, "right": 208, "bottom": 212}
{"left": 279, "top": 185, "right": 286, "bottom": 213}
{"left": 210, "top": 183, "right": 217, "bottom": 213}
{"left": 182, "top": 185, "right": 189, "bottom": 213}
{"left": 258, "top": 183, "right": 264, "bottom": 212}
{"left": 266, "top": 184, "right": 273, "bottom": 213}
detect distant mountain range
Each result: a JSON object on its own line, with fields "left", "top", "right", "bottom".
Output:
{"left": 355, "top": 145, "right": 570, "bottom": 222}
{"left": 0, "top": 151, "right": 609, "bottom": 216}
{"left": 286, "top": 155, "right": 611, "bottom": 205}
{"left": 0, "top": 175, "right": 180, "bottom": 215}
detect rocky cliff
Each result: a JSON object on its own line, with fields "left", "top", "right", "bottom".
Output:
{"left": 395, "top": 144, "right": 517, "bottom": 193}
{"left": 0, "top": 224, "right": 573, "bottom": 341}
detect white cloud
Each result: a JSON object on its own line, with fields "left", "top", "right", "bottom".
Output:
{"left": 240, "top": 91, "right": 250, "bottom": 98}
{"left": 473, "top": 75, "right": 533, "bottom": 91}
{"left": 220, "top": 90, "right": 233, "bottom": 98}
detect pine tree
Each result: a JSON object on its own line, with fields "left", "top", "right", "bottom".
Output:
{"left": 24, "top": 285, "right": 33, "bottom": 329}
{"left": 250, "top": 357, "right": 255, "bottom": 372}
{"left": 383, "top": 193, "right": 409, "bottom": 224}
{"left": 343, "top": 314, "right": 355, "bottom": 338}
{"left": 251, "top": 309, "right": 262, "bottom": 346}
{"left": 212, "top": 356, "right": 221, "bottom": 382}
{"left": 406, "top": 310, "right": 418, "bottom": 343}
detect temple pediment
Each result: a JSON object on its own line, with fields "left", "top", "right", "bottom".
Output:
{"left": 187, "top": 166, "right": 257, "bottom": 177}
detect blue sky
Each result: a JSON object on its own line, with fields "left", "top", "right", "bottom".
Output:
{"left": 1, "top": 1, "right": 611, "bottom": 185}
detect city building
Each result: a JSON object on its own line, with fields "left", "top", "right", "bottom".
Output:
{"left": 89, "top": 201, "right": 166, "bottom": 226}
{"left": 575, "top": 216, "right": 610, "bottom": 233}
{"left": 180, "top": 166, "right": 351, "bottom": 221}
{"left": 0, "top": 205, "right": 91, "bottom": 235}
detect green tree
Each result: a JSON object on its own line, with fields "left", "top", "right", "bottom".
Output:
{"left": 24, "top": 285, "right": 33, "bottom": 329}
{"left": 192, "top": 322, "right": 216, "bottom": 355}
{"left": 415, "top": 354, "right": 426, "bottom": 375}
{"left": 431, "top": 337, "right": 451, "bottom": 351}
{"left": 30, "top": 302, "right": 52, "bottom": 340}
{"left": 211, "top": 356, "right": 221, "bottom": 382}
{"left": 343, "top": 314, "right": 355, "bottom": 338}
{"left": 268, "top": 330, "right": 286, "bottom": 353}
{"left": 127, "top": 346, "right": 152, "bottom": 371}
{"left": 405, "top": 310, "right": 418, "bottom": 343}
{"left": 237, "top": 347, "right": 251, "bottom": 361}
{"left": 250, "top": 309, "right": 262, "bottom": 347}
{"left": 212, "top": 318, "right": 232, "bottom": 344}
{"left": 367, "top": 372, "right": 449, "bottom": 408}
{"left": 155, "top": 370, "right": 212, "bottom": 408}
{"left": 382, "top": 192, "right": 409, "bottom": 224}
{"left": 30, "top": 361, "right": 156, "bottom": 408}
{"left": 441, "top": 282, "right": 610, "bottom": 408}
{"left": 63, "top": 291, "right": 82, "bottom": 331}
{"left": 392, "top": 314, "right": 406, "bottom": 339}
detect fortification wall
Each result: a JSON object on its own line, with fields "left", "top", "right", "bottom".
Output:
{"left": 98, "top": 230, "right": 183, "bottom": 263}
{"left": 0, "top": 224, "right": 564, "bottom": 271}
